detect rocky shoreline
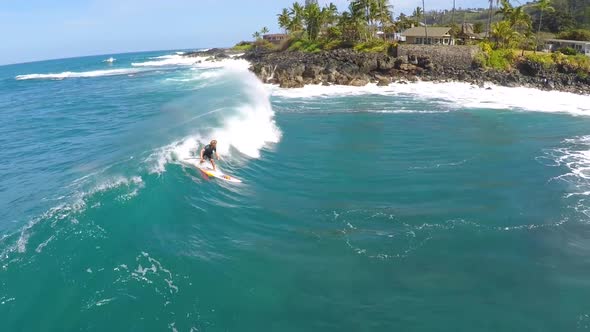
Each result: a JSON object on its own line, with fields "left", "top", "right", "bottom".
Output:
{"left": 185, "top": 48, "right": 590, "bottom": 95}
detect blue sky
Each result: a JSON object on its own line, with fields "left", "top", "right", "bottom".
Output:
{"left": 1, "top": 0, "right": 490, "bottom": 65}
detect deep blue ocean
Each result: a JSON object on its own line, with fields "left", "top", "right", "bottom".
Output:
{"left": 1, "top": 50, "right": 590, "bottom": 331}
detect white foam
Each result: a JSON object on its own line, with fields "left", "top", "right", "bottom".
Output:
{"left": 34, "top": 235, "right": 54, "bottom": 253}
{"left": 543, "top": 136, "right": 590, "bottom": 219}
{"left": 7, "top": 175, "right": 144, "bottom": 255}
{"left": 165, "top": 69, "right": 224, "bottom": 83}
{"left": 132, "top": 54, "right": 198, "bottom": 67}
{"left": 132, "top": 52, "right": 250, "bottom": 70}
{"left": 549, "top": 136, "right": 590, "bottom": 183}
{"left": 15, "top": 68, "right": 142, "bottom": 80}
{"left": 150, "top": 54, "right": 179, "bottom": 60}
{"left": 192, "top": 58, "right": 251, "bottom": 71}
{"left": 271, "top": 81, "right": 590, "bottom": 116}
{"left": 209, "top": 69, "right": 281, "bottom": 157}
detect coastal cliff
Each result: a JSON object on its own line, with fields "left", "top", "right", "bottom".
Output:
{"left": 185, "top": 47, "right": 590, "bottom": 95}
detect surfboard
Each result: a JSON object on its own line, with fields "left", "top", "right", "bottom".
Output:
{"left": 181, "top": 158, "right": 242, "bottom": 183}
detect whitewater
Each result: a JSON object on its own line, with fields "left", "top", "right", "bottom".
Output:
{"left": 2, "top": 49, "right": 590, "bottom": 332}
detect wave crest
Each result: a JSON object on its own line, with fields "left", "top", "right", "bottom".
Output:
{"left": 16, "top": 68, "right": 142, "bottom": 80}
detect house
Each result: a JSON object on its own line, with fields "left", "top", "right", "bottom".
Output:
{"left": 401, "top": 27, "right": 455, "bottom": 45}
{"left": 544, "top": 39, "right": 590, "bottom": 56}
{"left": 456, "top": 23, "right": 484, "bottom": 44}
{"left": 263, "top": 34, "right": 289, "bottom": 45}
{"left": 376, "top": 31, "right": 406, "bottom": 42}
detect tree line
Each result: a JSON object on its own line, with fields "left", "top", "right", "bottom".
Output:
{"left": 244, "top": 0, "right": 589, "bottom": 52}
{"left": 276, "top": 0, "right": 395, "bottom": 43}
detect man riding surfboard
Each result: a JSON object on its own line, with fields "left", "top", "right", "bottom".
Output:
{"left": 200, "top": 139, "right": 220, "bottom": 171}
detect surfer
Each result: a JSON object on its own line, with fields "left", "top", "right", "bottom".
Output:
{"left": 200, "top": 140, "right": 220, "bottom": 170}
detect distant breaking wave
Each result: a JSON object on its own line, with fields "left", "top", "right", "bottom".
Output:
{"left": 15, "top": 68, "right": 143, "bottom": 80}
{"left": 131, "top": 54, "right": 198, "bottom": 67}
{"left": 132, "top": 54, "right": 249, "bottom": 70}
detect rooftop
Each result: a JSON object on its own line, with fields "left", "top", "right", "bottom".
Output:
{"left": 545, "top": 38, "right": 590, "bottom": 45}
{"left": 402, "top": 27, "right": 452, "bottom": 37}
{"left": 263, "top": 33, "right": 288, "bottom": 38}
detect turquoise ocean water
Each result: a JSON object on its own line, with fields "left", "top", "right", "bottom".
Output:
{"left": 1, "top": 50, "right": 590, "bottom": 331}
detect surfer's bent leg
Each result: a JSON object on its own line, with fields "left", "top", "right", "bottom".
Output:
{"left": 210, "top": 158, "right": 216, "bottom": 171}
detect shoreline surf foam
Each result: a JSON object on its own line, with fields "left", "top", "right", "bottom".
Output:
{"left": 270, "top": 81, "right": 590, "bottom": 116}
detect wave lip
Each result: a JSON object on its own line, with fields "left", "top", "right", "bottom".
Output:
{"left": 15, "top": 68, "right": 142, "bottom": 80}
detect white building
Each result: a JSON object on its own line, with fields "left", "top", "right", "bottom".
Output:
{"left": 544, "top": 39, "right": 590, "bottom": 56}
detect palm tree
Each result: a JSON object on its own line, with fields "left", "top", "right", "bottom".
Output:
{"left": 496, "top": 0, "right": 530, "bottom": 32}
{"left": 491, "top": 20, "right": 518, "bottom": 48}
{"left": 496, "top": 0, "right": 513, "bottom": 21}
{"left": 451, "top": 0, "right": 456, "bottom": 25}
{"left": 413, "top": 6, "right": 423, "bottom": 19}
{"left": 303, "top": 2, "right": 322, "bottom": 40}
{"left": 487, "top": 0, "right": 500, "bottom": 38}
{"left": 533, "top": 0, "right": 555, "bottom": 51}
{"left": 261, "top": 26, "right": 270, "bottom": 35}
{"left": 278, "top": 8, "right": 291, "bottom": 33}
{"left": 321, "top": 2, "right": 339, "bottom": 27}
{"left": 252, "top": 31, "right": 261, "bottom": 40}
{"left": 508, "top": 6, "right": 531, "bottom": 33}
{"left": 349, "top": 0, "right": 370, "bottom": 41}
{"left": 289, "top": 2, "right": 305, "bottom": 32}
{"left": 422, "top": 0, "right": 427, "bottom": 44}
{"left": 375, "top": 0, "right": 393, "bottom": 32}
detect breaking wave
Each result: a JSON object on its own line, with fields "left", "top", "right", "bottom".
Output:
{"left": 15, "top": 68, "right": 143, "bottom": 80}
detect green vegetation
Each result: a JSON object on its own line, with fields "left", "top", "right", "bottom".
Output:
{"left": 477, "top": 0, "right": 589, "bottom": 78}
{"left": 240, "top": 0, "right": 590, "bottom": 79}
{"left": 479, "top": 41, "right": 589, "bottom": 76}
{"left": 421, "top": 0, "right": 588, "bottom": 32}
{"left": 557, "top": 29, "right": 590, "bottom": 41}
{"left": 558, "top": 46, "right": 578, "bottom": 55}
{"left": 262, "top": 0, "right": 589, "bottom": 56}
{"left": 287, "top": 39, "right": 323, "bottom": 52}
{"left": 524, "top": 52, "right": 555, "bottom": 69}
{"left": 232, "top": 41, "right": 254, "bottom": 52}
{"left": 548, "top": 0, "right": 590, "bottom": 29}
{"left": 477, "top": 42, "right": 515, "bottom": 70}
{"left": 353, "top": 39, "right": 391, "bottom": 52}
{"left": 273, "top": 0, "right": 396, "bottom": 53}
